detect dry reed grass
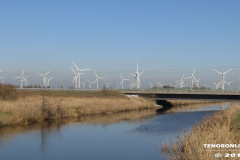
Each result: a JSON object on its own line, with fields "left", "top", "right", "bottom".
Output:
{"left": 162, "top": 103, "right": 240, "bottom": 160}
{"left": 0, "top": 95, "right": 155, "bottom": 127}
{"left": 168, "top": 100, "right": 223, "bottom": 106}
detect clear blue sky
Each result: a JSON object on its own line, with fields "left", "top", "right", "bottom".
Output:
{"left": 0, "top": 0, "right": 240, "bottom": 88}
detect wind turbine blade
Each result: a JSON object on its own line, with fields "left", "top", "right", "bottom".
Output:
{"left": 37, "top": 73, "right": 44, "bottom": 76}
{"left": 213, "top": 69, "right": 222, "bottom": 75}
{"left": 25, "top": 75, "right": 28, "bottom": 80}
{"left": 94, "top": 71, "right": 98, "bottom": 77}
{"left": 15, "top": 76, "right": 21, "bottom": 79}
{"left": 71, "top": 68, "right": 77, "bottom": 75}
{"left": 119, "top": 74, "right": 123, "bottom": 79}
{"left": 223, "top": 68, "right": 232, "bottom": 74}
{"left": 184, "top": 77, "right": 191, "bottom": 79}
{"left": 192, "top": 68, "right": 195, "bottom": 76}
{"left": 119, "top": 81, "right": 123, "bottom": 86}
{"left": 181, "top": 75, "right": 184, "bottom": 80}
{"left": 130, "top": 73, "right": 135, "bottom": 76}
{"left": 99, "top": 77, "right": 105, "bottom": 79}
{"left": 80, "top": 69, "right": 91, "bottom": 71}
{"left": 139, "top": 70, "right": 145, "bottom": 76}
{"left": 22, "top": 69, "right": 25, "bottom": 76}
{"left": 44, "top": 71, "right": 51, "bottom": 76}
{"left": 72, "top": 76, "right": 77, "bottom": 83}
{"left": 72, "top": 61, "right": 79, "bottom": 70}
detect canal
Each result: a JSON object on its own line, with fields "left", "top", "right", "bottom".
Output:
{"left": 0, "top": 103, "right": 228, "bottom": 160}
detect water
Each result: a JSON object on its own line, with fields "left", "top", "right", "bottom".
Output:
{"left": 0, "top": 103, "right": 229, "bottom": 160}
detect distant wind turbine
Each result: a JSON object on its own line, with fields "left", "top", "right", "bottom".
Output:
{"left": 37, "top": 71, "right": 51, "bottom": 88}
{"left": 119, "top": 74, "right": 130, "bottom": 89}
{"left": 213, "top": 69, "right": 232, "bottom": 90}
{"left": 94, "top": 71, "right": 105, "bottom": 90}
{"left": 130, "top": 63, "right": 145, "bottom": 89}
{"left": 15, "top": 70, "right": 28, "bottom": 88}
{"left": 72, "top": 61, "right": 91, "bottom": 89}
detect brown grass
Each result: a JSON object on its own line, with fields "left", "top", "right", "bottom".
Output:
{"left": 162, "top": 103, "right": 240, "bottom": 160}
{"left": 167, "top": 100, "right": 223, "bottom": 106}
{"left": 0, "top": 95, "right": 155, "bottom": 127}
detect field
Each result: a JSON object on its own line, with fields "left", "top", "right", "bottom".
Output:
{"left": 0, "top": 84, "right": 156, "bottom": 127}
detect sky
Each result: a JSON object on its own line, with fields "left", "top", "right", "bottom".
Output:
{"left": 0, "top": 0, "right": 240, "bottom": 89}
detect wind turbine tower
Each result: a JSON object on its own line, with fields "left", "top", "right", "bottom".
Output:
{"left": 130, "top": 63, "right": 145, "bottom": 89}
{"left": 213, "top": 69, "right": 232, "bottom": 90}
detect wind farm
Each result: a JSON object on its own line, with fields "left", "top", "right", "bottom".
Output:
{"left": 0, "top": 64, "right": 239, "bottom": 94}
{"left": 1, "top": 1, "right": 240, "bottom": 160}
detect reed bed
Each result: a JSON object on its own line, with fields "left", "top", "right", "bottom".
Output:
{"left": 162, "top": 103, "right": 240, "bottom": 160}
{"left": 0, "top": 95, "right": 155, "bottom": 127}
{"left": 167, "top": 100, "right": 223, "bottom": 106}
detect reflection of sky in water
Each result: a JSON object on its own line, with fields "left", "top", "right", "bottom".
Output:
{"left": 0, "top": 104, "right": 227, "bottom": 160}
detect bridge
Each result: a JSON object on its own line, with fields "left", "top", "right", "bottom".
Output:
{"left": 122, "top": 91, "right": 240, "bottom": 101}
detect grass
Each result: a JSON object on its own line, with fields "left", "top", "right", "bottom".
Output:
{"left": 30, "top": 89, "right": 128, "bottom": 98}
{"left": 0, "top": 94, "right": 155, "bottom": 127}
{"left": 162, "top": 103, "right": 240, "bottom": 160}
{"left": 167, "top": 100, "right": 223, "bottom": 106}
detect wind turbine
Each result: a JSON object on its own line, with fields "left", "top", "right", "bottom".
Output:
{"left": 15, "top": 70, "right": 27, "bottom": 88}
{"left": 225, "top": 81, "right": 233, "bottom": 90}
{"left": 81, "top": 81, "right": 87, "bottom": 89}
{"left": 72, "top": 61, "right": 91, "bottom": 89}
{"left": 195, "top": 78, "right": 201, "bottom": 88}
{"left": 119, "top": 74, "right": 130, "bottom": 89}
{"left": 94, "top": 71, "right": 105, "bottom": 90}
{"left": 86, "top": 80, "right": 94, "bottom": 89}
{"left": 185, "top": 68, "right": 198, "bottom": 89}
{"left": 130, "top": 63, "right": 145, "bottom": 89}
{"left": 105, "top": 81, "right": 111, "bottom": 88}
{"left": 37, "top": 71, "right": 51, "bottom": 88}
{"left": 46, "top": 77, "right": 54, "bottom": 87}
{"left": 128, "top": 80, "right": 136, "bottom": 89}
{"left": 213, "top": 69, "right": 232, "bottom": 90}
{"left": 176, "top": 75, "right": 185, "bottom": 88}
{"left": 24, "top": 75, "right": 29, "bottom": 87}
{"left": 155, "top": 81, "right": 162, "bottom": 88}
{"left": 149, "top": 83, "right": 154, "bottom": 88}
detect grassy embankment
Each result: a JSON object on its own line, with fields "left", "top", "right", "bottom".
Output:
{"left": 0, "top": 84, "right": 155, "bottom": 127}
{"left": 162, "top": 103, "right": 240, "bottom": 160}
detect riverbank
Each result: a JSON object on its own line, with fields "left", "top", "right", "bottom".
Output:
{"left": 0, "top": 94, "right": 155, "bottom": 127}
{"left": 162, "top": 103, "right": 240, "bottom": 160}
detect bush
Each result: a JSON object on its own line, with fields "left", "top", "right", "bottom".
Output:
{"left": 0, "top": 83, "right": 18, "bottom": 100}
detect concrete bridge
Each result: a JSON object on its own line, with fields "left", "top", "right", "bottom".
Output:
{"left": 123, "top": 91, "right": 240, "bottom": 101}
